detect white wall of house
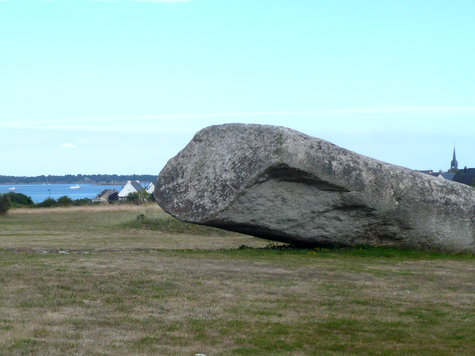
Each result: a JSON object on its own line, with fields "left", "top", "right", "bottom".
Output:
{"left": 146, "top": 182, "right": 155, "bottom": 195}
{"left": 118, "top": 181, "right": 139, "bottom": 199}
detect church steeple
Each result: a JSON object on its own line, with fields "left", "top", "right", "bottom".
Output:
{"left": 450, "top": 148, "right": 458, "bottom": 172}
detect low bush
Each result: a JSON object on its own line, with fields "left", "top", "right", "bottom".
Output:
{"left": 0, "top": 193, "right": 12, "bottom": 215}
{"left": 33, "top": 197, "right": 94, "bottom": 208}
{"left": 36, "top": 198, "right": 58, "bottom": 208}
{"left": 73, "top": 198, "right": 93, "bottom": 206}
{"left": 57, "top": 195, "right": 74, "bottom": 207}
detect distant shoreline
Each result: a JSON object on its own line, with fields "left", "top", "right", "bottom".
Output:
{"left": 0, "top": 174, "right": 157, "bottom": 185}
{"left": 0, "top": 183, "right": 129, "bottom": 186}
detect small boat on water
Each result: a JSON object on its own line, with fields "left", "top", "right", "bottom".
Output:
{"left": 8, "top": 187, "right": 16, "bottom": 191}
{"left": 70, "top": 184, "right": 81, "bottom": 189}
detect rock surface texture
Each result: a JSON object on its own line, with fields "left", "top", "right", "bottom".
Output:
{"left": 155, "top": 124, "right": 475, "bottom": 252}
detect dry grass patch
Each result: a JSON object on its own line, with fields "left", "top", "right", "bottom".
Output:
{"left": 0, "top": 206, "right": 474, "bottom": 355}
{"left": 0, "top": 251, "right": 474, "bottom": 355}
{"left": 0, "top": 205, "right": 268, "bottom": 251}
{"left": 8, "top": 203, "right": 162, "bottom": 215}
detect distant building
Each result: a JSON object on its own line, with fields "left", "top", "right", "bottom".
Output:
{"left": 93, "top": 189, "right": 119, "bottom": 203}
{"left": 416, "top": 170, "right": 434, "bottom": 175}
{"left": 118, "top": 181, "right": 145, "bottom": 201}
{"left": 416, "top": 148, "right": 461, "bottom": 181}
{"left": 416, "top": 170, "right": 456, "bottom": 181}
{"left": 449, "top": 148, "right": 458, "bottom": 173}
{"left": 416, "top": 148, "right": 474, "bottom": 185}
{"left": 145, "top": 182, "right": 155, "bottom": 195}
{"left": 436, "top": 173, "right": 456, "bottom": 180}
{"left": 452, "top": 168, "right": 475, "bottom": 186}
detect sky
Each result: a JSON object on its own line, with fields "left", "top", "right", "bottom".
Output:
{"left": 1, "top": 0, "right": 474, "bottom": 177}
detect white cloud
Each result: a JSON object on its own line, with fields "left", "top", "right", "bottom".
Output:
{"left": 86, "top": 0, "right": 191, "bottom": 2}
{"left": 67, "top": 106, "right": 475, "bottom": 121}
{"left": 316, "top": 106, "right": 475, "bottom": 115}
{"left": 3, "top": 106, "right": 475, "bottom": 135}
{"left": 45, "top": 125, "right": 194, "bottom": 134}
{"left": 60, "top": 143, "right": 76, "bottom": 148}
{"left": 0, "top": 122, "right": 195, "bottom": 134}
{"left": 138, "top": 0, "right": 191, "bottom": 2}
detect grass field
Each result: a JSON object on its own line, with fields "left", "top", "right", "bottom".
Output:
{"left": 1, "top": 205, "right": 474, "bottom": 355}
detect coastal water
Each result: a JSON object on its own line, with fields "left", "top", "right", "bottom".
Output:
{"left": 0, "top": 184, "right": 125, "bottom": 203}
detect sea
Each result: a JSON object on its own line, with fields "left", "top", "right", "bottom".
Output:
{"left": 0, "top": 184, "right": 126, "bottom": 203}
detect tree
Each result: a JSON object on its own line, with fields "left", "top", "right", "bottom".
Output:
{"left": 57, "top": 196, "right": 73, "bottom": 207}
{"left": 0, "top": 194, "right": 12, "bottom": 215}
{"left": 126, "top": 192, "right": 141, "bottom": 203}
{"left": 126, "top": 190, "right": 152, "bottom": 204}
{"left": 37, "top": 198, "right": 57, "bottom": 208}
{"left": 6, "top": 192, "right": 34, "bottom": 207}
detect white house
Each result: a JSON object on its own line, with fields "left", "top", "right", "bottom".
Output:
{"left": 118, "top": 181, "right": 145, "bottom": 201}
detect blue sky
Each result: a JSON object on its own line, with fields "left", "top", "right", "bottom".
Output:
{"left": 1, "top": 0, "right": 474, "bottom": 176}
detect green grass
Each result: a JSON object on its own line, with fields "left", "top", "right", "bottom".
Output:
{"left": 119, "top": 211, "right": 241, "bottom": 236}
{"left": 0, "top": 205, "right": 474, "bottom": 355}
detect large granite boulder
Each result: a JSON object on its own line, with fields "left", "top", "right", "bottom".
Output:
{"left": 155, "top": 124, "right": 475, "bottom": 252}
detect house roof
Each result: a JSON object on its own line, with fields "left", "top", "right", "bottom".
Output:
{"left": 93, "top": 189, "right": 119, "bottom": 202}
{"left": 102, "top": 190, "right": 118, "bottom": 200}
{"left": 95, "top": 189, "right": 118, "bottom": 201}
{"left": 437, "top": 173, "right": 456, "bottom": 180}
{"left": 97, "top": 189, "right": 112, "bottom": 198}
{"left": 453, "top": 168, "right": 475, "bottom": 186}
{"left": 131, "top": 181, "right": 144, "bottom": 192}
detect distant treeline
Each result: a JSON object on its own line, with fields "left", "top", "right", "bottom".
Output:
{"left": 0, "top": 174, "right": 157, "bottom": 185}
